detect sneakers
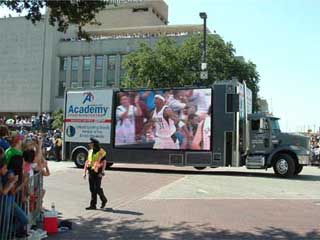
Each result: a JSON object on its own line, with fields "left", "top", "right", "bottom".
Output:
{"left": 101, "top": 200, "right": 108, "bottom": 209}
{"left": 28, "top": 229, "right": 48, "bottom": 240}
{"left": 85, "top": 206, "right": 97, "bottom": 210}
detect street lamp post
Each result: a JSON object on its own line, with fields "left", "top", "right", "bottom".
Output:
{"left": 199, "top": 12, "right": 208, "bottom": 81}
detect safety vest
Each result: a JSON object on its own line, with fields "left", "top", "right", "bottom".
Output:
{"left": 87, "top": 148, "right": 106, "bottom": 169}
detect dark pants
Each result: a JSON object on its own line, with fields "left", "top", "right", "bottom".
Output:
{"left": 88, "top": 170, "right": 107, "bottom": 207}
{"left": 55, "top": 146, "right": 62, "bottom": 161}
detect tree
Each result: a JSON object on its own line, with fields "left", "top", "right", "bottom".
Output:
{"left": 52, "top": 108, "right": 64, "bottom": 130}
{"left": 123, "top": 35, "right": 260, "bottom": 111}
{"left": 0, "top": 0, "right": 117, "bottom": 39}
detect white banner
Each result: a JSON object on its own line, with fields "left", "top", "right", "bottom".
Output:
{"left": 64, "top": 89, "right": 113, "bottom": 144}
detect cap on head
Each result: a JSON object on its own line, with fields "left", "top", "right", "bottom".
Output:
{"left": 89, "top": 137, "right": 99, "bottom": 144}
{"left": 154, "top": 94, "right": 165, "bottom": 102}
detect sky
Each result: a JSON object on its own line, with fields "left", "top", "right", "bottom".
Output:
{"left": 0, "top": 1, "right": 319, "bottom": 132}
{"left": 166, "top": 0, "right": 319, "bottom": 133}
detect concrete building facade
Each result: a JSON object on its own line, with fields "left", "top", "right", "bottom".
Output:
{"left": 0, "top": 0, "right": 203, "bottom": 115}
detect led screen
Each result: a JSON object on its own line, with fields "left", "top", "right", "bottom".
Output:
{"left": 114, "top": 89, "right": 212, "bottom": 150}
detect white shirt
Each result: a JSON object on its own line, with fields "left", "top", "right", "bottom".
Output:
{"left": 152, "top": 106, "right": 176, "bottom": 138}
{"left": 202, "top": 116, "right": 211, "bottom": 150}
{"left": 189, "top": 89, "right": 211, "bottom": 114}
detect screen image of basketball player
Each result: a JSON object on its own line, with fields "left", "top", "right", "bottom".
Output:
{"left": 114, "top": 88, "right": 212, "bottom": 150}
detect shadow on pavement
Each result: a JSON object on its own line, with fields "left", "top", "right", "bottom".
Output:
{"left": 67, "top": 164, "right": 320, "bottom": 181}
{"left": 49, "top": 217, "right": 320, "bottom": 240}
{"left": 108, "top": 167, "right": 320, "bottom": 182}
{"left": 102, "top": 208, "right": 143, "bottom": 216}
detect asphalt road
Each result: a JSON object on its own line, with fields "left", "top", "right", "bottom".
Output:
{"left": 43, "top": 162, "right": 320, "bottom": 240}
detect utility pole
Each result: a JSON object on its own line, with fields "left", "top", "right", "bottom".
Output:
{"left": 39, "top": 9, "right": 47, "bottom": 118}
{"left": 199, "top": 12, "right": 208, "bottom": 82}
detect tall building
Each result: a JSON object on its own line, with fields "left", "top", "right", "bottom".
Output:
{"left": 0, "top": 0, "right": 204, "bottom": 115}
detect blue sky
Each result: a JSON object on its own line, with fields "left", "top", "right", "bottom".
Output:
{"left": 0, "top": 1, "right": 319, "bottom": 132}
{"left": 166, "top": 0, "right": 319, "bottom": 132}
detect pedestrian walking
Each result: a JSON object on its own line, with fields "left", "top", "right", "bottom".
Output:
{"left": 83, "top": 138, "right": 107, "bottom": 210}
{"left": 54, "top": 133, "right": 62, "bottom": 162}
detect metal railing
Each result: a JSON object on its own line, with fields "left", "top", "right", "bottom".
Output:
{"left": 0, "top": 172, "right": 43, "bottom": 240}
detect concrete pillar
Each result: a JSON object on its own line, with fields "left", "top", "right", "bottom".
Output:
{"left": 90, "top": 55, "right": 95, "bottom": 87}
{"left": 115, "top": 54, "right": 121, "bottom": 87}
{"left": 101, "top": 55, "right": 107, "bottom": 87}
{"left": 66, "top": 56, "right": 72, "bottom": 88}
{"left": 55, "top": 57, "right": 60, "bottom": 97}
{"left": 78, "top": 56, "right": 83, "bottom": 87}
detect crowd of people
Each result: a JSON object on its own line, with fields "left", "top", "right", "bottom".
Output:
{"left": 0, "top": 113, "right": 53, "bottom": 131}
{"left": 0, "top": 123, "right": 62, "bottom": 238}
{"left": 115, "top": 89, "right": 212, "bottom": 150}
{"left": 310, "top": 134, "right": 320, "bottom": 164}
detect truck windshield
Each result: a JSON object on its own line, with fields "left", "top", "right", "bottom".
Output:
{"left": 271, "top": 119, "right": 281, "bottom": 133}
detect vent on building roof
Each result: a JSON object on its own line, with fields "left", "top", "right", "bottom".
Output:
{"left": 133, "top": 7, "right": 148, "bottom": 12}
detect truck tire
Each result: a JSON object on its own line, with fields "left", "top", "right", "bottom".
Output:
{"left": 194, "top": 167, "right": 207, "bottom": 170}
{"left": 294, "top": 164, "right": 303, "bottom": 175}
{"left": 273, "top": 154, "right": 296, "bottom": 178}
{"left": 73, "top": 149, "right": 88, "bottom": 168}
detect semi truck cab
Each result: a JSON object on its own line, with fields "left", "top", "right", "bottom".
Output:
{"left": 246, "top": 113, "right": 311, "bottom": 177}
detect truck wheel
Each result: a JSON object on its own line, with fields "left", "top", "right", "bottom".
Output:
{"left": 194, "top": 167, "right": 207, "bottom": 170}
{"left": 73, "top": 149, "right": 88, "bottom": 168}
{"left": 273, "top": 154, "right": 295, "bottom": 178}
{"left": 294, "top": 164, "right": 303, "bottom": 175}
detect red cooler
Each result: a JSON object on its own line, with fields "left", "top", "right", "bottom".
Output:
{"left": 43, "top": 212, "right": 58, "bottom": 234}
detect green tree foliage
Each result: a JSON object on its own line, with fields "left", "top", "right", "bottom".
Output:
{"left": 52, "top": 108, "right": 64, "bottom": 130}
{"left": 123, "top": 35, "right": 260, "bottom": 111}
{"left": 0, "top": 0, "right": 117, "bottom": 39}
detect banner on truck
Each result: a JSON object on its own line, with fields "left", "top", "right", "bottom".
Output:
{"left": 65, "top": 90, "right": 113, "bottom": 143}
{"left": 114, "top": 88, "right": 212, "bottom": 150}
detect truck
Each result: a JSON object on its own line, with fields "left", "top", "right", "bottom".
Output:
{"left": 63, "top": 80, "right": 311, "bottom": 178}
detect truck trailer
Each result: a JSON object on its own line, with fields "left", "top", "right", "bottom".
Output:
{"left": 63, "top": 80, "right": 311, "bottom": 178}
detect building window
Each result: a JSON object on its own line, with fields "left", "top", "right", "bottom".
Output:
{"left": 120, "top": 55, "right": 128, "bottom": 83}
{"left": 107, "top": 55, "right": 116, "bottom": 87}
{"left": 58, "top": 57, "right": 68, "bottom": 97}
{"left": 71, "top": 57, "right": 79, "bottom": 86}
{"left": 83, "top": 56, "right": 91, "bottom": 88}
{"left": 94, "top": 56, "right": 103, "bottom": 87}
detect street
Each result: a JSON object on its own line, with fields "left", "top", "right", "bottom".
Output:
{"left": 43, "top": 162, "right": 320, "bottom": 240}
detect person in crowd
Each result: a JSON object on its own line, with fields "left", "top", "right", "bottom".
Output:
{"left": 115, "top": 94, "right": 142, "bottom": 145}
{"left": 83, "top": 138, "right": 108, "bottom": 210}
{"left": 129, "top": 92, "right": 150, "bottom": 142}
{"left": 192, "top": 106, "right": 212, "bottom": 150}
{"left": 167, "top": 90, "right": 188, "bottom": 116}
{"left": 54, "top": 133, "right": 63, "bottom": 162}
{"left": 0, "top": 156, "right": 29, "bottom": 238}
{"left": 0, "top": 125, "right": 10, "bottom": 151}
{"left": 186, "top": 89, "right": 211, "bottom": 120}
{"left": 0, "top": 158, "right": 19, "bottom": 238}
{"left": 5, "top": 134, "right": 24, "bottom": 183}
{"left": 181, "top": 113, "right": 200, "bottom": 149}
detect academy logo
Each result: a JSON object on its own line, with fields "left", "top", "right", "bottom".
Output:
{"left": 83, "top": 92, "right": 94, "bottom": 104}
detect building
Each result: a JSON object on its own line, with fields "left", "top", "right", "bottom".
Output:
{"left": 0, "top": 0, "right": 205, "bottom": 115}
